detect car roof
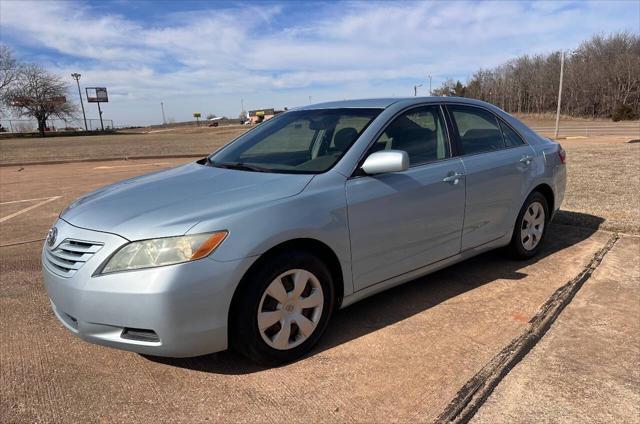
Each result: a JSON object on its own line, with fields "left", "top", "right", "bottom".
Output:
{"left": 296, "top": 97, "right": 500, "bottom": 111}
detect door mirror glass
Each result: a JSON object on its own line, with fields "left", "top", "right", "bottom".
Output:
{"left": 361, "top": 150, "right": 409, "bottom": 175}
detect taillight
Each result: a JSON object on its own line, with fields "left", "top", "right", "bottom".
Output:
{"left": 557, "top": 145, "right": 566, "bottom": 164}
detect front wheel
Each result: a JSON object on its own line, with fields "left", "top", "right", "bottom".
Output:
{"left": 508, "top": 191, "right": 549, "bottom": 259}
{"left": 230, "top": 251, "right": 335, "bottom": 365}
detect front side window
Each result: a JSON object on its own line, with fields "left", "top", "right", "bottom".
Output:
{"left": 368, "top": 105, "right": 450, "bottom": 167}
{"left": 449, "top": 105, "right": 505, "bottom": 155}
{"left": 209, "top": 108, "right": 381, "bottom": 173}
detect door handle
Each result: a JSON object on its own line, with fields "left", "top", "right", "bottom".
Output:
{"left": 520, "top": 155, "right": 533, "bottom": 165}
{"left": 443, "top": 172, "right": 465, "bottom": 184}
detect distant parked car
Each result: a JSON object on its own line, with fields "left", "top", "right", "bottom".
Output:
{"left": 42, "top": 97, "right": 566, "bottom": 364}
{"left": 208, "top": 116, "right": 223, "bottom": 127}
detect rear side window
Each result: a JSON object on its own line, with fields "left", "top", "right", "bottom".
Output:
{"left": 368, "top": 105, "right": 450, "bottom": 167}
{"left": 449, "top": 105, "right": 505, "bottom": 155}
{"left": 499, "top": 120, "right": 526, "bottom": 147}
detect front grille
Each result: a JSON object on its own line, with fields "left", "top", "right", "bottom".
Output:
{"left": 45, "top": 239, "right": 103, "bottom": 277}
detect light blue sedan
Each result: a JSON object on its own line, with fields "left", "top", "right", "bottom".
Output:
{"left": 42, "top": 97, "right": 566, "bottom": 364}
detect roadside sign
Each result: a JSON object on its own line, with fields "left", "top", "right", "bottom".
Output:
{"left": 86, "top": 87, "right": 108, "bottom": 103}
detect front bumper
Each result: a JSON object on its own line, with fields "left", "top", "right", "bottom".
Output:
{"left": 42, "top": 219, "right": 254, "bottom": 357}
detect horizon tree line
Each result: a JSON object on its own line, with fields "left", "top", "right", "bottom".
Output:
{"left": 432, "top": 32, "right": 639, "bottom": 121}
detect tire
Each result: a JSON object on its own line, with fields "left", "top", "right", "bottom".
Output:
{"left": 230, "top": 251, "right": 335, "bottom": 365}
{"left": 508, "top": 191, "right": 549, "bottom": 259}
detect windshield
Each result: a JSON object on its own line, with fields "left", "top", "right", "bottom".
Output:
{"left": 208, "top": 108, "right": 381, "bottom": 173}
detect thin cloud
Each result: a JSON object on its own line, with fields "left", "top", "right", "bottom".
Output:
{"left": 1, "top": 0, "right": 637, "bottom": 125}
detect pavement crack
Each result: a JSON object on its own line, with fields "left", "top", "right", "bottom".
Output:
{"left": 434, "top": 233, "right": 620, "bottom": 424}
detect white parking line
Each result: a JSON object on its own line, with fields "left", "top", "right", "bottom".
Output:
{"left": 0, "top": 196, "right": 60, "bottom": 205}
{"left": 93, "top": 162, "right": 170, "bottom": 170}
{"left": 0, "top": 196, "right": 62, "bottom": 223}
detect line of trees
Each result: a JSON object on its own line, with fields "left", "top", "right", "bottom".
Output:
{"left": 432, "top": 32, "right": 640, "bottom": 121}
{"left": 0, "top": 45, "right": 76, "bottom": 136}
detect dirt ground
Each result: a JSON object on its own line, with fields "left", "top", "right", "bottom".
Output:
{"left": 0, "top": 125, "right": 248, "bottom": 165}
{"left": 0, "top": 121, "right": 638, "bottom": 422}
{"left": 557, "top": 135, "right": 640, "bottom": 235}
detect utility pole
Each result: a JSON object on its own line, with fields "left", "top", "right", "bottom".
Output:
{"left": 413, "top": 84, "right": 422, "bottom": 97}
{"left": 71, "top": 73, "right": 88, "bottom": 131}
{"left": 428, "top": 74, "right": 432, "bottom": 96}
{"left": 554, "top": 51, "right": 565, "bottom": 139}
{"left": 160, "top": 101, "right": 167, "bottom": 125}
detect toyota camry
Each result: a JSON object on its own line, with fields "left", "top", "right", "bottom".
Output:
{"left": 42, "top": 97, "right": 566, "bottom": 364}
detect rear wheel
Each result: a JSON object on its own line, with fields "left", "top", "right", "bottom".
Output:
{"left": 230, "top": 251, "right": 335, "bottom": 365}
{"left": 508, "top": 192, "right": 549, "bottom": 259}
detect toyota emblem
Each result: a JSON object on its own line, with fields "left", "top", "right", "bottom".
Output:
{"left": 47, "top": 227, "right": 58, "bottom": 248}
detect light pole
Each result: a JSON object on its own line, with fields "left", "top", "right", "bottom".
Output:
{"left": 554, "top": 50, "right": 578, "bottom": 138}
{"left": 413, "top": 84, "right": 423, "bottom": 97}
{"left": 160, "top": 101, "right": 167, "bottom": 125}
{"left": 428, "top": 74, "right": 432, "bottom": 96}
{"left": 71, "top": 73, "right": 88, "bottom": 131}
{"left": 554, "top": 51, "right": 565, "bottom": 139}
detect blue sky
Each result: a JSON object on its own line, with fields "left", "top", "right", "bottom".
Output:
{"left": 1, "top": 0, "right": 638, "bottom": 126}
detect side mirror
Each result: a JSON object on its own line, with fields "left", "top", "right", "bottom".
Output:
{"left": 361, "top": 150, "right": 409, "bottom": 175}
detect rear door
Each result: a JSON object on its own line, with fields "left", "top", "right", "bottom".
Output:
{"left": 346, "top": 105, "right": 466, "bottom": 290}
{"left": 446, "top": 104, "right": 535, "bottom": 251}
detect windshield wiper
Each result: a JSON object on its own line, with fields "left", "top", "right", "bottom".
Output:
{"left": 208, "top": 160, "right": 270, "bottom": 173}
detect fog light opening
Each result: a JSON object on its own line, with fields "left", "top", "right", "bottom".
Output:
{"left": 121, "top": 328, "right": 160, "bottom": 343}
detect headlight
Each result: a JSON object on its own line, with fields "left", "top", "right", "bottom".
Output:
{"left": 100, "top": 231, "right": 228, "bottom": 274}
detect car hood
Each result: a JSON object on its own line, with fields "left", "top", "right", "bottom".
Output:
{"left": 61, "top": 162, "right": 314, "bottom": 241}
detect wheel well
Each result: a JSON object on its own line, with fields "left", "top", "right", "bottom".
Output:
{"left": 531, "top": 183, "right": 555, "bottom": 216}
{"left": 228, "top": 238, "right": 345, "bottom": 325}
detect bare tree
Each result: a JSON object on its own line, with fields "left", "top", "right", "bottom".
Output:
{"left": 4, "top": 64, "right": 77, "bottom": 136}
{"left": 0, "top": 45, "right": 19, "bottom": 92}
{"left": 433, "top": 79, "right": 466, "bottom": 97}
{"left": 0, "top": 45, "right": 20, "bottom": 117}
{"left": 460, "top": 32, "right": 639, "bottom": 120}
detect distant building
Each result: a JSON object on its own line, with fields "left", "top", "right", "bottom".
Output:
{"left": 247, "top": 108, "right": 284, "bottom": 124}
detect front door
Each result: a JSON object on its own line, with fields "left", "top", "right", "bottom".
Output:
{"left": 346, "top": 105, "right": 466, "bottom": 291}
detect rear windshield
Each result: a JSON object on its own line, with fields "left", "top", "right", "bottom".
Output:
{"left": 208, "top": 108, "right": 381, "bottom": 174}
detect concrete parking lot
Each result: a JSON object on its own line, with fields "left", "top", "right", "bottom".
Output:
{"left": 1, "top": 130, "right": 638, "bottom": 422}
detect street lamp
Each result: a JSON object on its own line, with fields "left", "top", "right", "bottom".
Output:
{"left": 71, "top": 73, "right": 88, "bottom": 131}
{"left": 413, "top": 84, "right": 423, "bottom": 97}
{"left": 428, "top": 74, "right": 432, "bottom": 96}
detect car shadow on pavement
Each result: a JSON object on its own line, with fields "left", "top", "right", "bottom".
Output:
{"left": 144, "top": 211, "right": 604, "bottom": 375}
